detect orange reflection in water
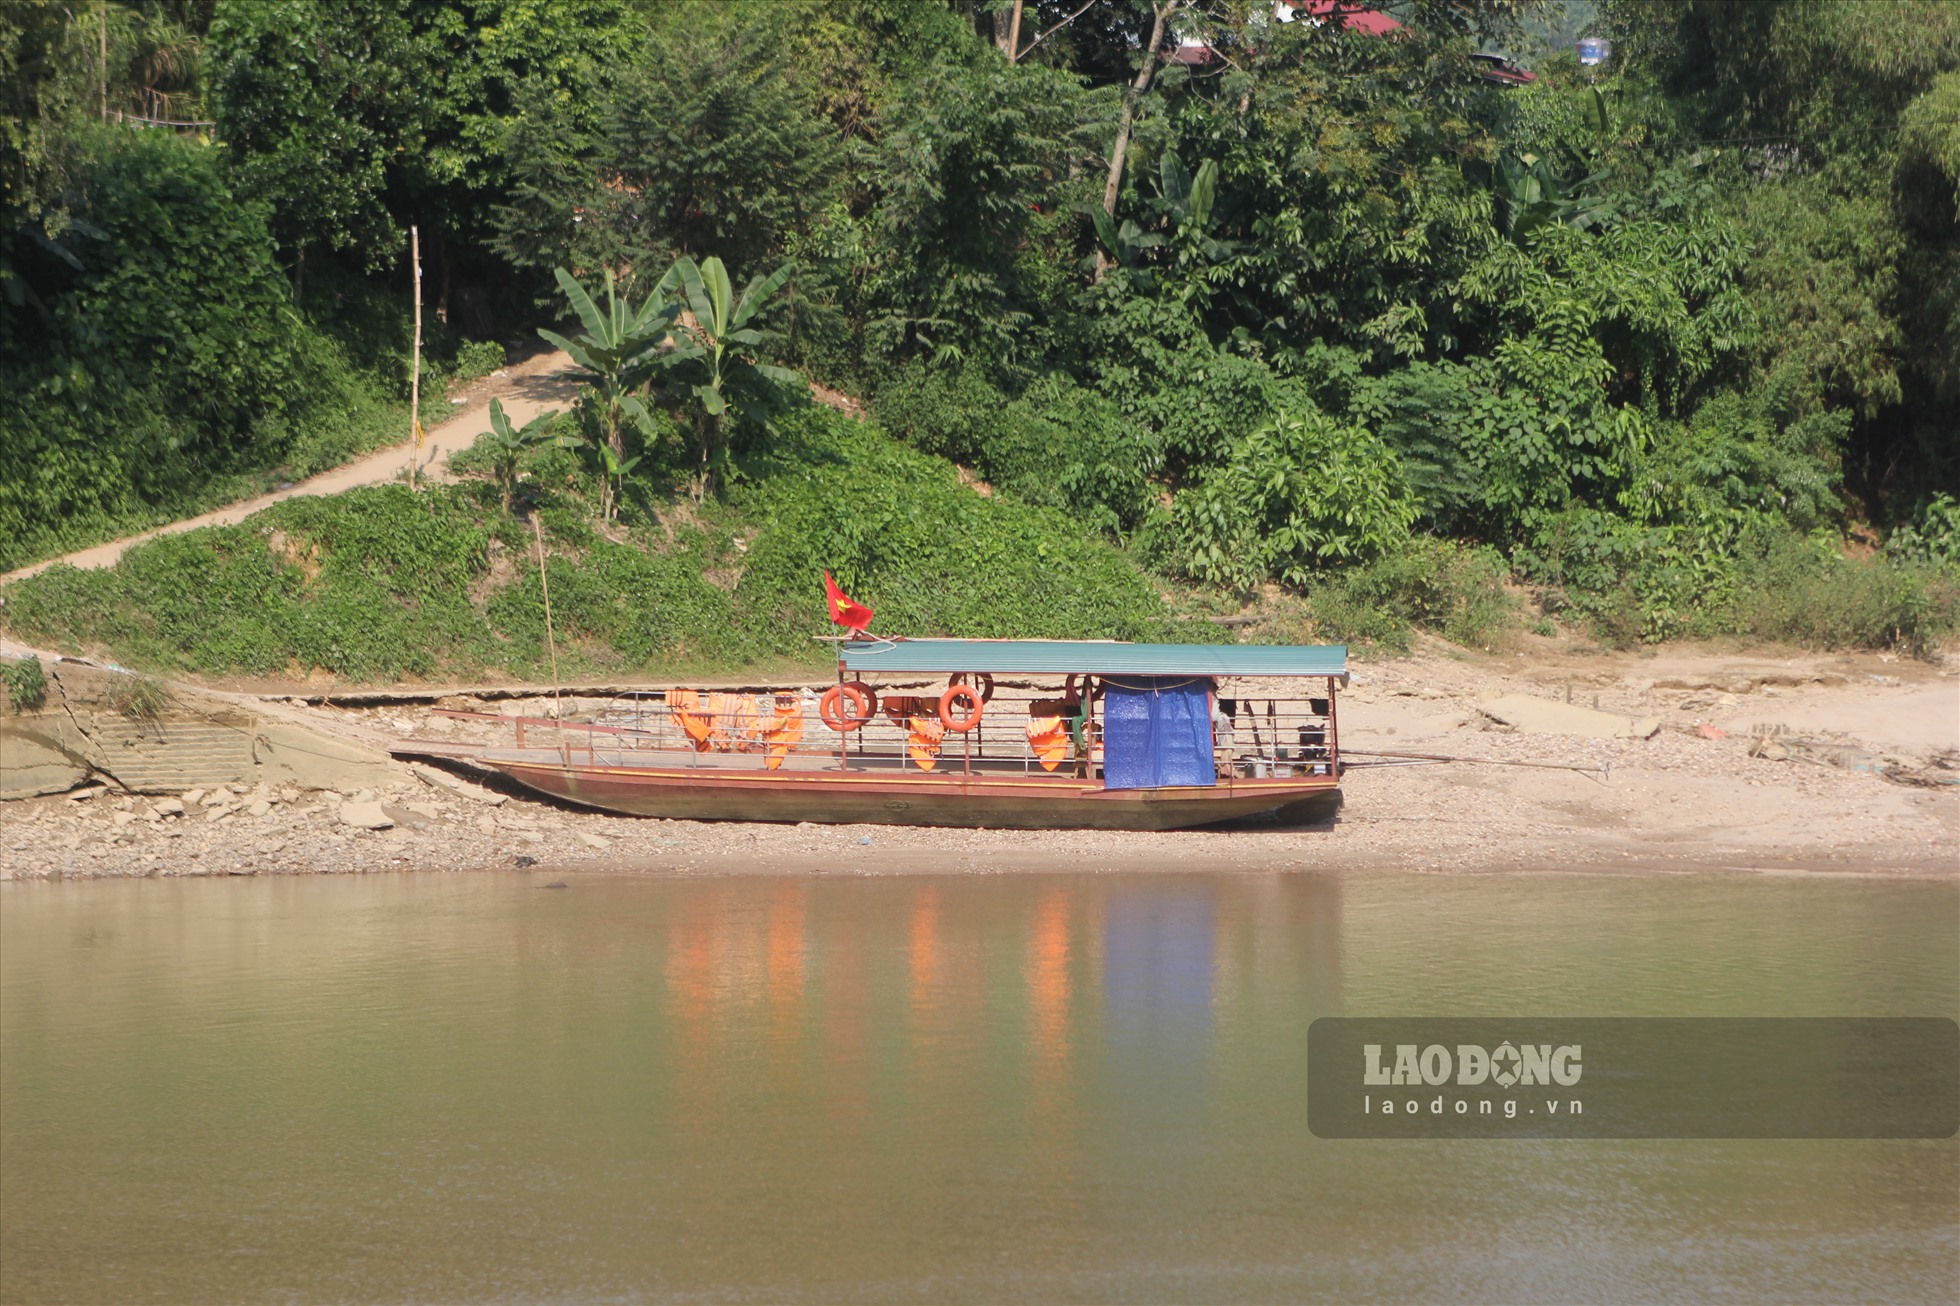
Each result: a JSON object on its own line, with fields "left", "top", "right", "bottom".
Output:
{"left": 909, "top": 885, "right": 940, "bottom": 1012}
{"left": 1026, "top": 889, "right": 1072, "bottom": 1092}
{"left": 665, "top": 888, "right": 723, "bottom": 1127}
{"left": 906, "top": 884, "right": 948, "bottom": 1096}
{"left": 766, "top": 882, "right": 807, "bottom": 1043}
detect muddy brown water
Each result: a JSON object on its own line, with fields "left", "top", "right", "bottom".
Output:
{"left": 2, "top": 869, "right": 1955, "bottom": 1303}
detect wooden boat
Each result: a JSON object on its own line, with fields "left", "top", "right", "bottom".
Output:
{"left": 390, "top": 639, "right": 1348, "bottom": 831}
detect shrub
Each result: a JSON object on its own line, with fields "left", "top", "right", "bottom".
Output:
{"left": 1721, "top": 531, "right": 1960, "bottom": 654}
{"left": 870, "top": 361, "right": 1008, "bottom": 465}
{"left": 1159, "top": 411, "right": 1416, "bottom": 594}
{"left": 0, "top": 655, "right": 47, "bottom": 712}
{"left": 728, "top": 408, "right": 1185, "bottom": 652}
{"left": 877, "top": 367, "right": 1159, "bottom": 538}
{"left": 1520, "top": 509, "right": 1960, "bottom": 652}
{"left": 1092, "top": 302, "right": 1317, "bottom": 474}
{"left": 451, "top": 339, "right": 507, "bottom": 383}
{"left": 1300, "top": 540, "right": 1521, "bottom": 654}
{"left": 1887, "top": 493, "right": 1960, "bottom": 568}
{"left": 989, "top": 376, "right": 1158, "bottom": 537}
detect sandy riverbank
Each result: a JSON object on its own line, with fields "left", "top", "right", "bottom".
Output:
{"left": 4, "top": 642, "right": 1954, "bottom": 881}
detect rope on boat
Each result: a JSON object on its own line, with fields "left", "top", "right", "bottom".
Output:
{"left": 1341, "top": 748, "right": 1612, "bottom": 780}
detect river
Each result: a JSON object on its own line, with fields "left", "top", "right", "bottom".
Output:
{"left": 2, "top": 869, "right": 1955, "bottom": 1303}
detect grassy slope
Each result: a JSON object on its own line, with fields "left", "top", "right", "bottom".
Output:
{"left": 0, "top": 407, "right": 1211, "bottom": 686}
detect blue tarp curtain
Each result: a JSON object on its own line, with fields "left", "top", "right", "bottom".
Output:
{"left": 1101, "top": 676, "right": 1215, "bottom": 790}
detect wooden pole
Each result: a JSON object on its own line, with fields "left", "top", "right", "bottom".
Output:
{"left": 99, "top": 3, "right": 108, "bottom": 121}
{"left": 408, "top": 225, "right": 423, "bottom": 489}
{"left": 532, "top": 515, "right": 563, "bottom": 729}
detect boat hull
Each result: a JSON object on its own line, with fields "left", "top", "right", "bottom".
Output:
{"left": 471, "top": 751, "right": 1340, "bottom": 831}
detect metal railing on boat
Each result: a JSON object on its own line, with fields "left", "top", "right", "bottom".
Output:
{"left": 433, "top": 683, "right": 1341, "bottom": 780}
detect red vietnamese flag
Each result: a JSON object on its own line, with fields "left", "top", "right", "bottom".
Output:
{"left": 823, "top": 571, "right": 875, "bottom": 634}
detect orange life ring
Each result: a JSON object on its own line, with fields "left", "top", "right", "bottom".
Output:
{"left": 820, "top": 682, "right": 876, "bottom": 731}
{"left": 949, "top": 671, "right": 995, "bottom": 703}
{"left": 939, "top": 683, "right": 984, "bottom": 732}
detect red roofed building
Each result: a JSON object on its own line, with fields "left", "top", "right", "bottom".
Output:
{"left": 1275, "top": 1, "right": 1404, "bottom": 37}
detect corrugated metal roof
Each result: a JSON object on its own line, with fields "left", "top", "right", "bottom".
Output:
{"left": 840, "top": 639, "right": 1347, "bottom": 680}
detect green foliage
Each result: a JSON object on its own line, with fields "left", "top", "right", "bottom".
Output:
{"left": 990, "top": 376, "right": 1157, "bottom": 538}
{"left": 1091, "top": 302, "right": 1316, "bottom": 474}
{"left": 1520, "top": 508, "right": 1960, "bottom": 652}
{"left": 1086, "top": 150, "right": 1245, "bottom": 314}
{"left": 871, "top": 361, "right": 1012, "bottom": 466}
{"left": 0, "top": 654, "right": 46, "bottom": 712}
{"left": 1887, "top": 494, "right": 1960, "bottom": 569}
{"left": 208, "top": 0, "right": 427, "bottom": 276}
{"left": 862, "top": 53, "right": 1107, "bottom": 366}
{"left": 212, "top": 0, "right": 645, "bottom": 291}
{"left": 874, "top": 365, "right": 1156, "bottom": 538}
{"left": 539, "top": 265, "right": 681, "bottom": 518}
{"left": 1161, "top": 410, "right": 1416, "bottom": 594}
{"left": 656, "top": 255, "right": 802, "bottom": 495}
{"left": 1722, "top": 531, "right": 1960, "bottom": 656}
{"left": 1614, "top": 0, "right": 1960, "bottom": 510}
{"left": 485, "top": 536, "right": 737, "bottom": 669}
{"left": 1, "top": 487, "right": 495, "bottom": 680}
{"left": 452, "top": 339, "right": 506, "bottom": 382}
{"left": 729, "top": 409, "right": 1182, "bottom": 652}
{"left": 475, "top": 398, "right": 561, "bottom": 512}
{"left": 1623, "top": 392, "right": 1844, "bottom": 534}
{"left": 1301, "top": 540, "right": 1522, "bottom": 655}
{"left": 1341, "top": 362, "right": 1484, "bottom": 533}
{"left": 1725, "top": 179, "right": 1904, "bottom": 420}
{"left": 541, "top": 255, "right": 800, "bottom": 506}
{"left": 0, "top": 127, "right": 402, "bottom": 571}
{"left": 605, "top": 10, "right": 843, "bottom": 272}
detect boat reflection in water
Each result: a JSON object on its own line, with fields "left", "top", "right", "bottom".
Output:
{"left": 2, "top": 871, "right": 1952, "bottom": 1303}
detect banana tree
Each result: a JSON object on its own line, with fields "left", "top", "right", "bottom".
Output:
{"left": 654, "top": 255, "right": 800, "bottom": 500}
{"left": 1486, "top": 91, "right": 1619, "bottom": 246}
{"left": 538, "top": 266, "right": 680, "bottom": 519}
{"left": 478, "top": 398, "right": 562, "bottom": 513}
{"left": 1086, "top": 152, "right": 1239, "bottom": 311}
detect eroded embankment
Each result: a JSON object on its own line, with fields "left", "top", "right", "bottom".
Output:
{"left": 2, "top": 660, "right": 398, "bottom": 801}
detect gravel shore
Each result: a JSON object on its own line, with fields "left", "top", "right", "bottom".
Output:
{"left": 4, "top": 645, "right": 1954, "bottom": 881}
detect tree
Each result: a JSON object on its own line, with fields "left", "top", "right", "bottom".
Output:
{"left": 212, "top": 0, "right": 644, "bottom": 304}
{"left": 1096, "top": 0, "right": 1178, "bottom": 278}
{"left": 657, "top": 255, "right": 800, "bottom": 499}
{"left": 605, "top": 10, "right": 843, "bottom": 273}
{"left": 538, "top": 265, "right": 678, "bottom": 520}
{"left": 863, "top": 53, "right": 1107, "bottom": 364}
{"left": 208, "top": 0, "right": 429, "bottom": 296}
{"left": 477, "top": 398, "right": 561, "bottom": 512}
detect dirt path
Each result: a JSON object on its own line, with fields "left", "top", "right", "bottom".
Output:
{"left": 0, "top": 350, "right": 578, "bottom": 587}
